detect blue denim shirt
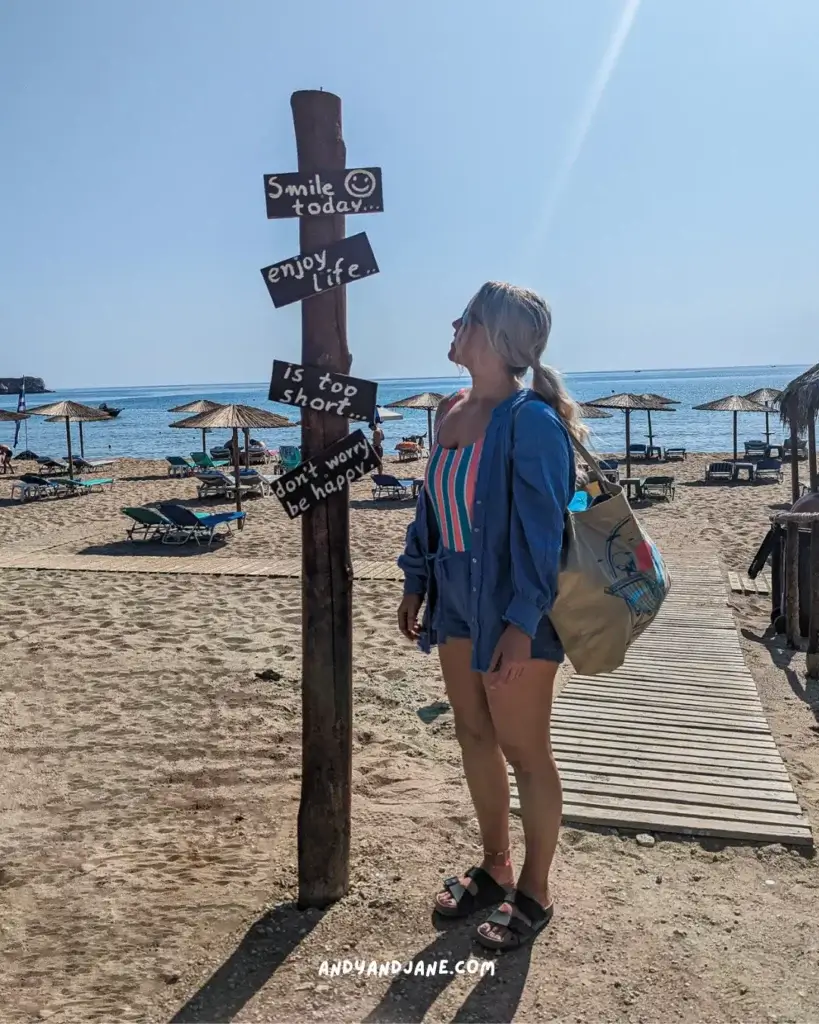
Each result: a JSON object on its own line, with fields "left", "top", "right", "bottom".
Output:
{"left": 398, "top": 389, "right": 575, "bottom": 672}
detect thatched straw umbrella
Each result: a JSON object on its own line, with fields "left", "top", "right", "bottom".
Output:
{"left": 26, "top": 400, "right": 113, "bottom": 479}
{"left": 386, "top": 392, "right": 446, "bottom": 447}
{"left": 168, "top": 399, "right": 223, "bottom": 453}
{"left": 637, "top": 393, "right": 680, "bottom": 451}
{"left": 693, "top": 395, "right": 767, "bottom": 464}
{"left": 779, "top": 365, "right": 819, "bottom": 500}
{"left": 744, "top": 388, "right": 782, "bottom": 444}
{"left": 584, "top": 394, "right": 673, "bottom": 477}
{"left": 170, "top": 404, "right": 293, "bottom": 520}
{"left": 579, "top": 404, "right": 612, "bottom": 420}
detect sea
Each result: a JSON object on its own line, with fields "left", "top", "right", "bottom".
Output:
{"left": 0, "top": 365, "right": 808, "bottom": 461}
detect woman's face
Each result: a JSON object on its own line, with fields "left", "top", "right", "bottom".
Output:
{"left": 449, "top": 308, "right": 488, "bottom": 369}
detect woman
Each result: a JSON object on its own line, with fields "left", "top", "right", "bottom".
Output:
{"left": 0, "top": 443, "right": 12, "bottom": 475}
{"left": 397, "top": 281, "right": 586, "bottom": 950}
{"left": 371, "top": 421, "right": 385, "bottom": 462}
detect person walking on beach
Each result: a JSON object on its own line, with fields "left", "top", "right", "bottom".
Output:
{"left": 0, "top": 443, "right": 12, "bottom": 474}
{"left": 397, "top": 281, "right": 583, "bottom": 951}
{"left": 371, "top": 421, "right": 385, "bottom": 463}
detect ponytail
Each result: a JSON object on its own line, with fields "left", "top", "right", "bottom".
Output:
{"left": 532, "top": 362, "right": 589, "bottom": 444}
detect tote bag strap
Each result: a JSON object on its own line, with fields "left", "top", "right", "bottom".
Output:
{"left": 568, "top": 436, "right": 617, "bottom": 495}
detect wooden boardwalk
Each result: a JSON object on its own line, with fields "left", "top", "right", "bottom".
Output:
{"left": 511, "top": 563, "right": 813, "bottom": 846}
{"left": 0, "top": 550, "right": 402, "bottom": 581}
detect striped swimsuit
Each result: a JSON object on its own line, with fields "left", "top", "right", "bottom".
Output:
{"left": 425, "top": 408, "right": 483, "bottom": 552}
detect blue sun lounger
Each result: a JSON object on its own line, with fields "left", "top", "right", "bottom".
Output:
{"left": 157, "top": 503, "right": 245, "bottom": 546}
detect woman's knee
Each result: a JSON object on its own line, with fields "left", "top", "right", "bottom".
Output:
{"left": 498, "top": 735, "right": 555, "bottom": 777}
{"left": 452, "top": 709, "right": 497, "bottom": 751}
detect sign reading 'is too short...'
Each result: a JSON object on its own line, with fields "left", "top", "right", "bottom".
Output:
{"left": 260, "top": 232, "right": 379, "bottom": 309}
{"left": 273, "top": 429, "right": 380, "bottom": 519}
{"left": 269, "top": 360, "right": 378, "bottom": 423}
{"left": 264, "top": 168, "right": 383, "bottom": 219}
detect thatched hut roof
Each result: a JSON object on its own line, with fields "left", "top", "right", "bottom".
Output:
{"left": 579, "top": 404, "right": 612, "bottom": 420}
{"left": 170, "top": 404, "right": 293, "bottom": 431}
{"left": 386, "top": 392, "right": 447, "bottom": 411}
{"left": 638, "top": 392, "right": 680, "bottom": 405}
{"left": 0, "top": 410, "right": 29, "bottom": 422}
{"left": 744, "top": 388, "right": 781, "bottom": 408}
{"left": 693, "top": 395, "right": 767, "bottom": 413}
{"left": 168, "top": 399, "right": 223, "bottom": 414}
{"left": 779, "top": 364, "right": 819, "bottom": 432}
{"left": 585, "top": 393, "right": 672, "bottom": 412}
{"left": 26, "top": 400, "right": 113, "bottom": 422}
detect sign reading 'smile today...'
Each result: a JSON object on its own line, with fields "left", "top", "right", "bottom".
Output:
{"left": 269, "top": 360, "right": 378, "bottom": 424}
{"left": 264, "top": 168, "right": 383, "bottom": 219}
{"left": 260, "top": 232, "right": 379, "bottom": 309}
{"left": 273, "top": 429, "right": 380, "bottom": 519}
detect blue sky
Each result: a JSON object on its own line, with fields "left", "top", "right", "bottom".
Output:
{"left": 1, "top": 0, "right": 818, "bottom": 388}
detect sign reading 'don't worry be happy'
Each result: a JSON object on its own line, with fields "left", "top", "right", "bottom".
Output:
{"left": 260, "top": 232, "right": 379, "bottom": 309}
{"left": 269, "top": 360, "right": 378, "bottom": 424}
{"left": 273, "top": 429, "right": 380, "bottom": 519}
{"left": 264, "top": 168, "right": 383, "bottom": 219}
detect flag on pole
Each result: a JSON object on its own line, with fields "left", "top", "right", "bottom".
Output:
{"left": 13, "top": 382, "right": 25, "bottom": 447}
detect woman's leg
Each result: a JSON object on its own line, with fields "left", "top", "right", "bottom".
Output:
{"left": 478, "top": 659, "right": 561, "bottom": 936}
{"left": 435, "top": 638, "right": 514, "bottom": 909}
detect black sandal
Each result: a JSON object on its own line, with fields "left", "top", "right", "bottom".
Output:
{"left": 475, "top": 890, "right": 554, "bottom": 950}
{"left": 434, "top": 866, "right": 511, "bottom": 919}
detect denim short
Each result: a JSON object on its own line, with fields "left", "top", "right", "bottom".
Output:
{"left": 433, "top": 549, "right": 564, "bottom": 664}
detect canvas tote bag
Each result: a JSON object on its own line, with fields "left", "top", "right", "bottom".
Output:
{"left": 547, "top": 437, "right": 671, "bottom": 675}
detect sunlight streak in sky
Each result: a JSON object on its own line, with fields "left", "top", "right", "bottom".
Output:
{"left": 524, "top": 0, "right": 642, "bottom": 259}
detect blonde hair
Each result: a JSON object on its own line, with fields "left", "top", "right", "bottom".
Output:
{"left": 463, "top": 281, "right": 588, "bottom": 442}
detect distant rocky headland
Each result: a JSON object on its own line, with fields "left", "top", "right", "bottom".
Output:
{"left": 0, "top": 376, "right": 51, "bottom": 394}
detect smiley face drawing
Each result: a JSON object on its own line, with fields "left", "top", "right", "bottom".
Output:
{"left": 344, "top": 169, "right": 377, "bottom": 200}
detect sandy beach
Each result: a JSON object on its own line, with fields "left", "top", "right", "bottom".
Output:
{"left": 2, "top": 452, "right": 819, "bottom": 1023}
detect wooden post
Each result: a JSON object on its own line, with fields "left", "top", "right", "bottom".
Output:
{"left": 292, "top": 89, "right": 353, "bottom": 908}
{"left": 625, "top": 409, "right": 632, "bottom": 479}
{"left": 732, "top": 410, "right": 738, "bottom": 463}
{"left": 786, "top": 521, "right": 800, "bottom": 648}
{"left": 809, "top": 418, "right": 817, "bottom": 493}
{"left": 79, "top": 421, "right": 85, "bottom": 458}
{"left": 231, "top": 426, "right": 243, "bottom": 524}
{"left": 646, "top": 409, "right": 654, "bottom": 451}
{"left": 65, "top": 417, "right": 74, "bottom": 481}
{"left": 807, "top": 521, "right": 819, "bottom": 677}
{"left": 202, "top": 427, "right": 207, "bottom": 454}
{"left": 790, "top": 420, "right": 800, "bottom": 504}
{"left": 243, "top": 427, "right": 251, "bottom": 468}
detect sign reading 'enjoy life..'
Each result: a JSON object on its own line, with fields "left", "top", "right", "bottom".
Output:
{"left": 269, "top": 360, "right": 378, "bottom": 424}
{"left": 264, "top": 168, "right": 383, "bottom": 219}
{"left": 260, "top": 232, "right": 379, "bottom": 309}
{"left": 273, "top": 429, "right": 380, "bottom": 519}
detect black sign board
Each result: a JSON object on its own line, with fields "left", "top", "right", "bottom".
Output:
{"left": 260, "top": 232, "right": 379, "bottom": 309}
{"left": 264, "top": 167, "right": 383, "bottom": 219}
{"left": 269, "top": 360, "right": 378, "bottom": 423}
{"left": 273, "top": 429, "right": 379, "bottom": 519}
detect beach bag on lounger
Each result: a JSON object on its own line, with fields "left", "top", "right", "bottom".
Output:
{"left": 547, "top": 437, "right": 671, "bottom": 676}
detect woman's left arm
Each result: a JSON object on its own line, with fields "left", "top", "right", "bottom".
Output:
{"left": 503, "top": 402, "right": 574, "bottom": 639}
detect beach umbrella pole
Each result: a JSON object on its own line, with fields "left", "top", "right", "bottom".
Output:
{"left": 65, "top": 417, "right": 73, "bottom": 480}
{"left": 733, "top": 411, "right": 738, "bottom": 463}
{"left": 202, "top": 428, "right": 207, "bottom": 454}
{"left": 244, "top": 427, "right": 251, "bottom": 469}
{"left": 646, "top": 410, "right": 654, "bottom": 453}
{"left": 232, "top": 427, "right": 243, "bottom": 525}
{"left": 79, "top": 421, "right": 85, "bottom": 458}
{"left": 765, "top": 411, "right": 771, "bottom": 444}
{"left": 809, "top": 419, "right": 817, "bottom": 492}
{"left": 427, "top": 407, "right": 433, "bottom": 448}
{"left": 625, "top": 410, "right": 632, "bottom": 478}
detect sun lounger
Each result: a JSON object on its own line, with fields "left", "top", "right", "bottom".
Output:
{"left": 705, "top": 462, "right": 734, "bottom": 482}
{"left": 628, "top": 444, "right": 648, "bottom": 460}
{"left": 372, "top": 474, "right": 410, "bottom": 500}
{"left": 190, "top": 451, "right": 230, "bottom": 470}
{"left": 642, "top": 475, "right": 676, "bottom": 501}
{"left": 11, "top": 474, "right": 69, "bottom": 502}
{"left": 60, "top": 477, "right": 114, "bottom": 494}
{"left": 37, "top": 456, "right": 72, "bottom": 474}
{"left": 744, "top": 440, "right": 768, "bottom": 458}
{"left": 157, "top": 503, "right": 245, "bottom": 546}
{"left": 122, "top": 506, "right": 174, "bottom": 542}
{"left": 166, "top": 456, "right": 195, "bottom": 477}
{"left": 599, "top": 459, "right": 620, "bottom": 484}
{"left": 71, "top": 456, "right": 116, "bottom": 471}
{"left": 210, "top": 446, "right": 231, "bottom": 461}
{"left": 279, "top": 445, "right": 301, "bottom": 473}
{"left": 754, "top": 458, "right": 783, "bottom": 484}
{"left": 239, "top": 467, "right": 278, "bottom": 496}
{"left": 664, "top": 447, "right": 687, "bottom": 461}
{"left": 783, "top": 441, "right": 808, "bottom": 461}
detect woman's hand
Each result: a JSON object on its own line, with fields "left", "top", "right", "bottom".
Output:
{"left": 398, "top": 594, "right": 423, "bottom": 642}
{"left": 488, "top": 625, "right": 532, "bottom": 686}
